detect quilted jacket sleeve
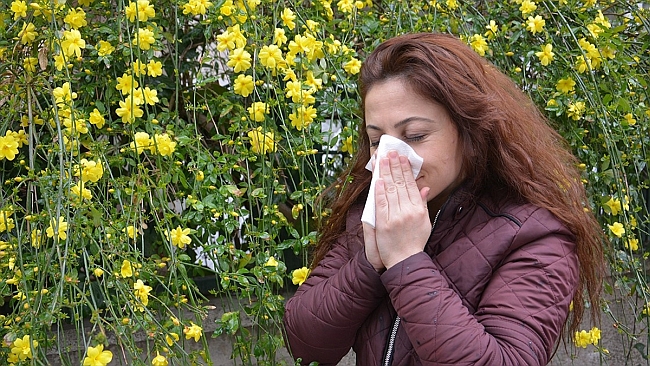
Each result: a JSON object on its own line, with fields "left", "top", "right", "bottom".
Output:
{"left": 381, "top": 207, "right": 578, "bottom": 366}
{"left": 283, "top": 213, "right": 387, "bottom": 365}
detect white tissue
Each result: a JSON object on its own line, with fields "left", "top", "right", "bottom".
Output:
{"left": 361, "top": 135, "right": 424, "bottom": 228}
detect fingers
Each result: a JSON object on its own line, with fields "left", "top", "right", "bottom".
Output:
{"left": 379, "top": 151, "right": 421, "bottom": 207}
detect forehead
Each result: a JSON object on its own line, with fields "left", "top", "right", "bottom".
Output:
{"left": 364, "top": 79, "right": 446, "bottom": 130}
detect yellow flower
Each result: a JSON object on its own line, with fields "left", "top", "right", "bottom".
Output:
{"left": 292, "top": 267, "right": 310, "bottom": 286}
{"left": 6, "top": 130, "right": 26, "bottom": 148}
{"left": 285, "top": 80, "right": 304, "bottom": 103}
{"left": 31, "top": 229, "right": 43, "bottom": 248}
{"left": 89, "top": 109, "right": 105, "bottom": 129}
{"left": 64, "top": 7, "right": 88, "bottom": 29}
{"left": 444, "top": 0, "right": 458, "bottom": 10}
{"left": 134, "top": 279, "right": 152, "bottom": 306}
{"left": 281, "top": 8, "right": 296, "bottom": 30}
{"left": 23, "top": 56, "right": 38, "bottom": 73}
{"left": 484, "top": 20, "right": 498, "bottom": 40}
{"left": 575, "top": 55, "right": 591, "bottom": 74}
{"left": 601, "top": 46, "right": 616, "bottom": 60}
{"left": 258, "top": 45, "right": 284, "bottom": 70}
{"left": 326, "top": 35, "right": 342, "bottom": 54}
{"left": 303, "top": 72, "right": 322, "bottom": 92}
{"left": 625, "top": 238, "right": 639, "bottom": 251}
{"left": 0, "top": 211, "right": 16, "bottom": 233}
{"left": 116, "top": 97, "right": 144, "bottom": 123}
{"left": 604, "top": 197, "right": 621, "bottom": 215}
{"left": 11, "top": 0, "right": 28, "bottom": 20}
{"left": 247, "top": 127, "right": 277, "bottom": 154}
{"left": 183, "top": 322, "right": 202, "bottom": 342}
{"left": 132, "top": 60, "right": 147, "bottom": 76}
{"left": 469, "top": 34, "right": 489, "bottom": 56}
{"left": 53, "top": 82, "right": 78, "bottom": 105}
{"left": 133, "top": 28, "right": 156, "bottom": 50}
{"left": 274, "top": 28, "right": 288, "bottom": 46}
{"left": 167, "top": 226, "right": 192, "bottom": 248}
{"left": 217, "top": 30, "right": 236, "bottom": 52}
{"left": 288, "top": 34, "right": 314, "bottom": 56}
{"left": 247, "top": 102, "right": 269, "bottom": 122}
{"left": 0, "top": 135, "right": 20, "bottom": 161}
{"left": 116, "top": 73, "right": 138, "bottom": 94}
{"left": 152, "top": 352, "right": 168, "bottom": 366}
{"left": 589, "top": 327, "right": 601, "bottom": 345}
{"left": 535, "top": 44, "right": 554, "bottom": 66}
{"left": 151, "top": 133, "right": 176, "bottom": 156}
{"left": 556, "top": 77, "right": 575, "bottom": 94}
{"left": 141, "top": 87, "right": 159, "bottom": 105}
{"left": 594, "top": 10, "right": 611, "bottom": 29}
{"left": 125, "top": 0, "right": 155, "bottom": 22}
{"left": 182, "top": 0, "right": 213, "bottom": 16}
{"left": 54, "top": 53, "right": 67, "bottom": 71}
{"left": 10, "top": 335, "right": 37, "bottom": 361}
{"left": 83, "top": 344, "right": 113, "bottom": 366}
{"left": 623, "top": 113, "right": 636, "bottom": 126}
{"left": 124, "top": 225, "right": 136, "bottom": 239}
{"left": 96, "top": 40, "right": 115, "bottom": 57}
{"left": 341, "top": 135, "right": 354, "bottom": 154}
{"left": 46, "top": 216, "right": 68, "bottom": 240}
{"left": 165, "top": 333, "right": 179, "bottom": 346}
{"left": 567, "top": 101, "right": 586, "bottom": 121}
{"left": 121, "top": 260, "right": 134, "bottom": 277}
{"left": 343, "top": 57, "right": 361, "bottom": 75}
{"left": 94, "top": 268, "right": 104, "bottom": 277}
{"left": 61, "top": 29, "right": 86, "bottom": 58}
{"left": 70, "top": 181, "right": 92, "bottom": 201}
{"left": 526, "top": 15, "right": 545, "bottom": 34}
{"left": 519, "top": 0, "right": 537, "bottom": 16}
{"left": 130, "top": 131, "right": 152, "bottom": 154}
{"left": 608, "top": 222, "right": 625, "bottom": 238}
{"left": 147, "top": 60, "right": 163, "bottom": 77}
{"left": 76, "top": 158, "right": 104, "bottom": 182}
{"left": 574, "top": 330, "right": 591, "bottom": 348}
{"left": 19, "top": 22, "right": 37, "bottom": 44}
{"left": 337, "top": 0, "right": 355, "bottom": 13}
{"left": 586, "top": 23, "right": 603, "bottom": 39}
{"left": 289, "top": 105, "right": 317, "bottom": 131}
{"left": 229, "top": 25, "right": 247, "bottom": 48}
{"left": 227, "top": 48, "right": 252, "bottom": 73}
{"left": 265, "top": 257, "right": 279, "bottom": 267}
{"left": 64, "top": 117, "right": 89, "bottom": 135}
{"left": 233, "top": 74, "right": 254, "bottom": 97}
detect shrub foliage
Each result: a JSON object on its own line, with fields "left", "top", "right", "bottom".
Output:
{"left": 0, "top": 0, "right": 648, "bottom": 364}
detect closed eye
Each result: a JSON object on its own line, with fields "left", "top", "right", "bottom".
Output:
{"left": 405, "top": 135, "right": 425, "bottom": 142}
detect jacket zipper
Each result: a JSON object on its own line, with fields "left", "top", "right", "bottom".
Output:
{"left": 383, "top": 316, "right": 400, "bottom": 366}
{"left": 383, "top": 209, "right": 442, "bottom": 366}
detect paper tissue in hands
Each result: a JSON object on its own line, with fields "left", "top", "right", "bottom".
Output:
{"left": 361, "top": 135, "right": 424, "bottom": 228}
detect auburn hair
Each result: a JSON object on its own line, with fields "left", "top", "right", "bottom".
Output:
{"left": 312, "top": 33, "right": 605, "bottom": 335}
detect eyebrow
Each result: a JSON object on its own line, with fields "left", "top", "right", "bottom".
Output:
{"left": 366, "top": 116, "right": 437, "bottom": 131}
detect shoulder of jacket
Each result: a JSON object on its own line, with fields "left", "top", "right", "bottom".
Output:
{"left": 345, "top": 203, "right": 365, "bottom": 232}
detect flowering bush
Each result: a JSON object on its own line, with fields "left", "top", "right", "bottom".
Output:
{"left": 0, "top": 0, "right": 648, "bottom": 364}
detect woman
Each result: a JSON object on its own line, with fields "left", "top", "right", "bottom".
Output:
{"left": 283, "top": 33, "right": 604, "bottom": 365}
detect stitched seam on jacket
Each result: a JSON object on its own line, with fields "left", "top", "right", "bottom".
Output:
{"left": 477, "top": 201, "right": 523, "bottom": 227}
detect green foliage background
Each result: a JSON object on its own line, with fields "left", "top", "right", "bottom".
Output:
{"left": 0, "top": 0, "right": 648, "bottom": 364}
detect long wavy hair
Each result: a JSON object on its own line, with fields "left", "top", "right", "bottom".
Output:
{"left": 312, "top": 33, "right": 605, "bottom": 335}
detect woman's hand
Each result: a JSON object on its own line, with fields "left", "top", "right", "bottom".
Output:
{"left": 363, "top": 222, "right": 385, "bottom": 272}
{"left": 374, "top": 151, "right": 431, "bottom": 269}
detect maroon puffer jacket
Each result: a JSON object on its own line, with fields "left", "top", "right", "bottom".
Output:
{"left": 283, "top": 187, "right": 578, "bottom": 365}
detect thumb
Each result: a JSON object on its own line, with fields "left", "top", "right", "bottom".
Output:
{"left": 420, "top": 187, "right": 430, "bottom": 206}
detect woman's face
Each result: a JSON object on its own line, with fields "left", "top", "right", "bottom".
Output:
{"left": 364, "top": 78, "right": 465, "bottom": 212}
